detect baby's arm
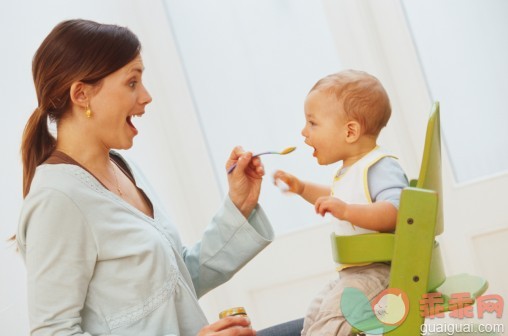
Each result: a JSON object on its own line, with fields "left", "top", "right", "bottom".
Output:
{"left": 315, "top": 157, "right": 408, "bottom": 232}
{"left": 273, "top": 170, "right": 329, "bottom": 204}
{"left": 315, "top": 197, "right": 397, "bottom": 232}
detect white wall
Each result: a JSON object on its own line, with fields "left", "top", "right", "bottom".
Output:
{"left": 402, "top": 0, "right": 508, "bottom": 184}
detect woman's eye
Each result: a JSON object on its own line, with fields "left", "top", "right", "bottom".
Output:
{"left": 129, "top": 81, "right": 138, "bottom": 88}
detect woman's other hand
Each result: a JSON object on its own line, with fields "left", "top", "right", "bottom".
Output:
{"left": 226, "top": 146, "right": 264, "bottom": 218}
{"left": 197, "top": 315, "right": 256, "bottom": 336}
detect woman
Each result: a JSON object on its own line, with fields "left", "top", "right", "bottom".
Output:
{"left": 17, "top": 19, "right": 273, "bottom": 336}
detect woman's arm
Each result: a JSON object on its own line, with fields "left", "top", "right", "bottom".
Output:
{"left": 182, "top": 147, "right": 274, "bottom": 298}
{"left": 182, "top": 194, "right": 274, "bottom": 298}
{"left": 18, "top": 189, "right": 99, "bottom": 336}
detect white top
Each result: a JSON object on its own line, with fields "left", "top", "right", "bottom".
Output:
{"left": 17, "top": 153, "right": 274, "bottom": 336}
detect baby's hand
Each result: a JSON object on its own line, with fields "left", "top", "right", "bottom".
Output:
{"left": 315, "top": 196, "right": 348, "bottom": 219}
{"left": 273, "top": 170, "right": 304, "bottom": 195}
{"left": 274, "top": 178, "right": 290, "bottom": 192}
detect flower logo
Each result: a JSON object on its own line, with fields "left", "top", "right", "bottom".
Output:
{"left": 341, "top": 287, "right": 409, "bottom": 334}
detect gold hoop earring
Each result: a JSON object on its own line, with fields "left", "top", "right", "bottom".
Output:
{"left": 85, "top": 104, "right": 92, "bottom": 118}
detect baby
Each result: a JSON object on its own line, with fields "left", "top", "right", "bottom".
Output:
{"left": 274, "top": 70, "right": 408, "bottom": 335}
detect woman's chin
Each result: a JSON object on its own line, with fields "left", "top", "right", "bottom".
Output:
{"left": 113, "top": 138, "right": 134, "bottom": 151}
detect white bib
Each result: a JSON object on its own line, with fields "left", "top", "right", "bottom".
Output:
{"left": 329, "top": 147, "right": 393, "bottom": 236}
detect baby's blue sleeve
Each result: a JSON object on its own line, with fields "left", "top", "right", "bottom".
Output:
{"left": 367, "top": 157, "right": 409, "bottom": 209}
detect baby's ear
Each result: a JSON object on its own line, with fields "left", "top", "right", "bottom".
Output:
{"left": 345, "top": 121, "right": 361, "bottom": 143}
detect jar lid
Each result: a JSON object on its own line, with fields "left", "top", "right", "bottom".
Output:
{"left": 219, "top": 306, "right": 247, "bottom": 319}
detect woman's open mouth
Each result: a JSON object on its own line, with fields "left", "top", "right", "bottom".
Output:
{"left": 126, "top": 116, "right": 136, "bottom": 128}
{"left": 126, "top": 113, "right": 143, "bottom": 135}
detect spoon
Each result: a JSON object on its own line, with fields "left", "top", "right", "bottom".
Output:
{"left": 227, "top": 146, "right": 296, "bottom": 174}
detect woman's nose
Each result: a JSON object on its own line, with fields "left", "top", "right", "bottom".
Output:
{"left": 141, "top": 85, "right": 153, "bottom": 105}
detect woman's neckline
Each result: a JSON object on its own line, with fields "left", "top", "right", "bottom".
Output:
{"left": 45, "top": 150, "right": 155, "bottom": 220}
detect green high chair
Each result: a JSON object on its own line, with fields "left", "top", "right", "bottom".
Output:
{"left": 331, "top": 102, "right": 489, "bottom": 335}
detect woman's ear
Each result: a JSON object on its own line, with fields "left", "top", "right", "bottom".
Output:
{"left": 345, "top": 121, "right": 361, "bottom": 143}
{"left": 69, "top": 82, "right": 90, "bottom": 107}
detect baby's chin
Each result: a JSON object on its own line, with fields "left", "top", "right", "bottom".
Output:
{"left": 312, "top": 148, "right": 336, "bottom": 165}
{"left": 312, "top": 149, "right": 324, "bottom": 164}
{"left": 315, "top": 155, "right": 335, "bottom": 165}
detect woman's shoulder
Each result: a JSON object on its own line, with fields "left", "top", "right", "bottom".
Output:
{"left": 18, "top": 165, "right": 99, "bottom": 257}
{"left": 28, "top": 163, "right": 103, "bottom": 202}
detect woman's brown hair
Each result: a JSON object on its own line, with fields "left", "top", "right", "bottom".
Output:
{"left": 21, "top": 19, "right": 141, "bottom": 197}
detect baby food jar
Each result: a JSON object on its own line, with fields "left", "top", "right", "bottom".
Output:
{"left": 219, "top": 306, "right": 251, "bottom": 328}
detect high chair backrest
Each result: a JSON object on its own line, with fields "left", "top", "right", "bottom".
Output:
{"left": 415, "top": 102, "right": 444, "bottom": 235}
{"left": 387, "top": 102, "right": 444, "bottom": 335}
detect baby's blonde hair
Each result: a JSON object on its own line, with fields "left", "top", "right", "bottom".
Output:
{"left": 310, "top": 70, "right": 391, "bottom": 136}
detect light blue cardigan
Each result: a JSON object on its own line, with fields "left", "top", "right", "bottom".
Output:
{"left": 17, "top": 153, "right": 274, "bottom": 335}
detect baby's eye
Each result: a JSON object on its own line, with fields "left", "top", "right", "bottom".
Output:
{"left": 308, "top": 121, "right": 316, "bottom": 126}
